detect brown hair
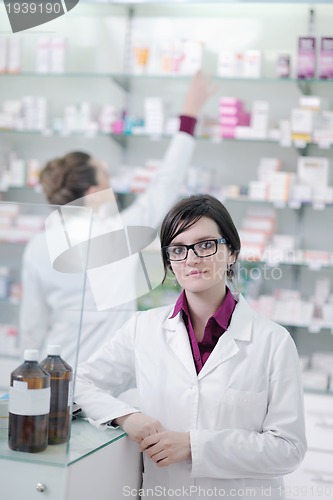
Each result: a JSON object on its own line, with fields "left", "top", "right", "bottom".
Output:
{"left": 40, "top": 151, "right": 98, "bottom": 205}
{"left": 160, "top": 194, "right": 241, "bottom": 281}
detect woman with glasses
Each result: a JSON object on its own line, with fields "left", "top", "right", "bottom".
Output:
{"left": 75, "top": 194, "right": 306, "bottom": 499}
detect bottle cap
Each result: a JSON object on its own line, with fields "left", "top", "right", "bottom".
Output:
{"left": 24, "top": 349, "right": 39, "bottom": 361}
{"left": 47, "top": 345, "right": 61, "bottom": 356}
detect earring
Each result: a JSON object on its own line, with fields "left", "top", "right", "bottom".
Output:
{"left": 174, "top": 278, "right": 178, "bottom": 287}
{"left": 226, "top": 262, "right": 235, "bottom": 279}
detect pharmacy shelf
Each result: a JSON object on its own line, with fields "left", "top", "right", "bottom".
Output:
{"left": 5, "top": 191, "right": 331, "bottom": 212}
{"left": 0, "top": 129, "right": 331, "bottom": 150}
{"left": 0, "top": 353, "right": 20, "bottom": 361}
{"left": 0, "top": 72, "right": 331, "bottom": 101}
{"left": 1, "top": 72, "right": 333, "bottom": 84}
{"left": 0, "top": 129, "right": 112, "bottom": 138}
{"left": 0, "top": 239, "right": 33, "bottom": 244}
{"left": 274, "top": 322, "right": 333, "bottom": 334}
{"left": 304, "top": 388, "right": 333, "bottom": 396}
{"left": 0, "top": 186, "right": 41, "bottom": 193}
{"left": 239, "top": 258, "right": 333, "bottom": 270}
{"left": 101, "top": 0, "right": 333, "bottom": 4}
{"left": 221, "top": 196, "right": 333, "bottom": 210}
{"left": 0, "top": 299, "right": 19, "bottom": 307}
{"left": 113, "top": 192, "right": 333, "bottom": 210}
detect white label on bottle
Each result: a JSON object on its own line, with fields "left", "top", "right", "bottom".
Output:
{"left": 13, "top": 380, "right": 28, "bottom": 390}
{"left": 9, "top": 385, "right": 50, "bottom": 416}
{"left": 68, "top": 380, "right": 73, "bottom": 406}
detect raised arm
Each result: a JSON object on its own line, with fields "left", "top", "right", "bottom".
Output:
{"left": 121, "top": 71, "right": 216, "bottom": 229}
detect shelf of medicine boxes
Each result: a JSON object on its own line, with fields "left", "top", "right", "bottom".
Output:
{"left": 1, "top": 231, "right": 333, "bottom": 273}
{"left": 0, "top": 73, "right": 332, "bottom": 142}
{"left": 142, "top": 241, "right": 333, "bottom": 273}
{"left": 3, "top": 184, "right": 333, "bottom": 210}
{"left": 1, "top": 73, "right": 333, "bottom": 84}
{"left": 114, "top": 190, "right": 333, "bottom": 211}
{"left": 0, "top": 72, "right": 332, "bottom": 98}
{"left": 92, "top": 0, "right": 333, "bottom": 4}
{"left": 0, "top": 129, "right": 332, "bottom": 150}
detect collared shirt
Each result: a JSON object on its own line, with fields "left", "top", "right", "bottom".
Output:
{"left": 170, "top": 288, "right": 236, "bottom": 374}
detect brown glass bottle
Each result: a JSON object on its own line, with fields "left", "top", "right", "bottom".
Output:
{"left": 40, "top": 345, "right": 73, "bottom": 445}
{"left": 8, "top": 349, "right": 50, "bottom": 453}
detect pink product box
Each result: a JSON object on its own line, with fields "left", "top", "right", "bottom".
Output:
{"left": 112, "top": 120, "right": 124, "bottom": 134}
{"left": 318, "top": 37, "right": 333, "bottom": 79}
{"left": 219, "top": 97, "right": 243, "bottom": 107}
{"left": 297, "top": 37, "right": 316, "bottom": 79}
{"left": 220, "top": 112, "right": 250, "bottom": 126}
{"left": 220, "top": 125, "right": 236, "bottom": 138}
{"left": 219, "top": 105, "right": 244, "bottom": 117}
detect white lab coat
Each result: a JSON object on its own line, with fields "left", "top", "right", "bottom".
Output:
{"left": 75, "top": 293, "right": 307, "bottom": 500}
{"left": 20, "top": 132, "right": 195, "bottom": 366}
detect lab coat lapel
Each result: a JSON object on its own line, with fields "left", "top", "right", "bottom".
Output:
{"left": 197, "top": 333, "right": 239, "bottom": 379}
{"left": 162, "top": 295, "right": 253, "bottom": 380}
{"left": 198, "top": 295, "right": 253, "bottom": 380}
{"left": 162, "top": 314, "right": 197, "bottom": 378}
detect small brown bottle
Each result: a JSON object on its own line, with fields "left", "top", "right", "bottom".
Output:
{"left": 40, "top": 345, "right": 73, "bottom": 445}
{"left": 8, "top": 349, "right": 50, "bottom": 453}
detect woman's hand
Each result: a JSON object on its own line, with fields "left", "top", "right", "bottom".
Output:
{"left": 113, "top": 413, "right": 164, "bottom": 444}
{"left": 181, "top": 70, "right": 217, "bottom": 118}
{"left": 140, "top": 431, "right": 191, "bottom": 467}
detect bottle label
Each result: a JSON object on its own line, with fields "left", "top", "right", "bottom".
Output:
{"left": 9, "top": 383, "right": 51, "bottom": 416}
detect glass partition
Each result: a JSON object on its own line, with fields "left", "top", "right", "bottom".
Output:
{"left": 0, "top": 186, "right": 161, "bottom": 466}
{"left": 0, "top": 199, "right": 93, "bottom": 464}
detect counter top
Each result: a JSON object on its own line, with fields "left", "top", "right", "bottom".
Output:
{"left": 0, "top": 419, "right": 126, "bottom": 468}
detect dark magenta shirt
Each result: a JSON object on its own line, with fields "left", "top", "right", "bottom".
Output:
{"left": 179, "top": 115, "right": 197, "bottom": 136}
{"left": 170, "top": 288, "right": 237, "bottom": 374}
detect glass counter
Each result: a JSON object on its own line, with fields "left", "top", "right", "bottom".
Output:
{"left": 0, "top": 418, "right": 126, "bottom": 467}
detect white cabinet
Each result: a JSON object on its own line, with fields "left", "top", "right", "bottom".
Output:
{"left": 285, "top": 450, "right": 333, "bottom": 500}
{"left": 0, "top": 419, "right": 141, "bottom": 500}
{"left": 285, "top": 393, "right": 333, "bottom": 499}
{"left": 0, "top": 459, "right": 68, "bottom": 500}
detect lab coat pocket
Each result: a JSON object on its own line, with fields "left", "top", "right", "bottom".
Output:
{"left": 219, "top": 388, "right": 268, "bottom": 432}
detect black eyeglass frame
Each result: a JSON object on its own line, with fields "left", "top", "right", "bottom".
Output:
{"left": 163, "top": 237, "right": 228, "bottom": 261}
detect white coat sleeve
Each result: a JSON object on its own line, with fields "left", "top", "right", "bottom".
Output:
{"left": 74, "top": 313, "right": 140, "bottom": 429}
{"left": 190, "top": 332, "right": 307, "bottom": 479}
{"left": 19, "top": 241, "right": 51, "bottom": 353}
{"left": 121, "top": 131, "right": 195, "bottom": 229}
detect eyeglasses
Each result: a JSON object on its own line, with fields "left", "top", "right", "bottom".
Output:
{"left": 163, "top": 237, "right": 227, "bottom": 261}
